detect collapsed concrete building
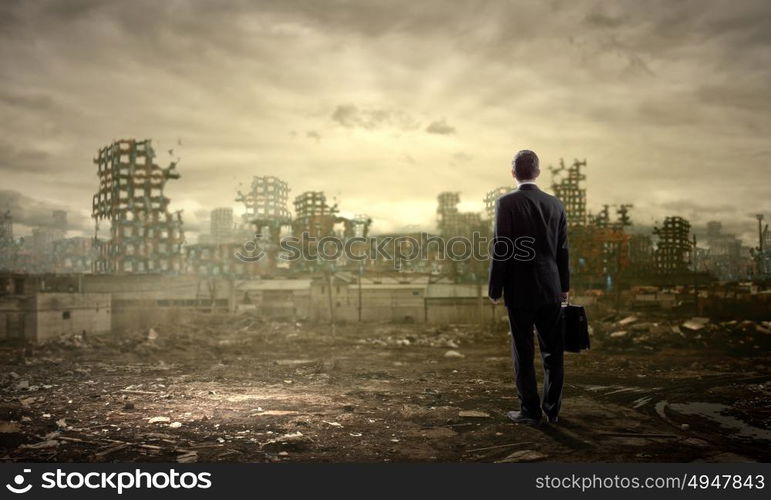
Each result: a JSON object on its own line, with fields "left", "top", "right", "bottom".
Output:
{"left": 0, "top": 210, "right": 17, "bottom": 271}
{"left": 234, "top": 176, "right": 293, "bottom": 272}
{"left": 290, "top": 190, "right": 371, "bottom": 272}
{"left": 751, "top": 214, "right": 770, "bottom": 280}
{"left": 653, "top": 216, "right": 693, "bottom": 275}
{"left": 210, "top": 207, "right": 236, "bottom": 243}
{"left": 91, "top": 139, "right": 185, "bottom": 274}
{"left": 698, "top": 221, "right": 753, "bottom": 281}
{"left": 436, "top": 192, "right": 484, "bottom": 238}
{"left": 549, "top": 158, "right": 588, "bottom": 226}
{"left": 483, "top": 186, "right": 512, "bottom": 220}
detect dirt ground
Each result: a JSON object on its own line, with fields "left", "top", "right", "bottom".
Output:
{"left": 1, "top": 311, "right": 770, "bottom": 463}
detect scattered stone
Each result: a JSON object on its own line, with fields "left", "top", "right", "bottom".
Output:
{"left": 275, "top": 359, "right": 315, "bottom": 366}
{"left": 123, "top": 402, "right": 135, "bottom": 410}
{"left": 0, "top": 421, "right": 22, "bottom": 433}
{"left": 681, "top": 317, "right": 710, "bottom": 331}
{"left": 252, "top": 410, "right": 298, "bottom": 416}
{"left": 148, "top": 416, "right": 170, "bottom": 424}
{"left": 147, "top": 328, "right": 159, "bottom": 341}
{"left": 176, "top": 451, "right": 198, "bottom": 463}
{"left": 617, "top": 316, "right": 638, "bottom": 326}
{"left": 755, "top": 324, "right": 771, "bottom": 335}
{"left": 444, "top": 350, "right": 464, "bottom": 358}
{"left": 19, "top": 397, "right": 36, "bottom": 407}
{"left": 459, "top": 410, "right": 490, "bottom": 418}
{"left": 495, "top": 450, "right": 547, "bottom": 463}
{"left": 20, "top": 439, "right": 59, "bottom": 449}
{"left": 277, "top": 431, "right": 304, "bottom": 442}
{"left": 610, "top": 331, "right": 628, "bottom": 338}
{"left": 169, "top": 422, "right": 182, "bottom": 429}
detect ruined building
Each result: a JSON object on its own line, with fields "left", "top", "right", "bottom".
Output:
{"left": 210, "top": 207, "right": 235, "bottom": 243}
{"left": 435, "top": 192, "right": 486, "bottom": 282}
{"left": 653, "top": 216, "right": 692, "bottom": 275}
{"left": 436, "top": 192, "right": 483, "bottom": 237}
{"left": 700, "top": 221, "right": 751, "bottom": 281}
{"left": 52, "top": 237, "right": 95, "bottom": 273}
{"left": 750, "top": 214, "right": 770, "bottom": 280}
{"left": 233, "top": 176, "right": 293, "bottom": 272}
{"left": 549, "top": 158, "right": 588, "bottom": 226}
{"left": 91, "top": 139, "right": 184, "bottom": 274}
{"left": 483, "top": 186, "right": 512, "bottom": 220}
{"left": 237, "top": 176, "right": 292, "bottom": 235}
{"left": 0, "top": 211, "right": 16, "bottom": 270}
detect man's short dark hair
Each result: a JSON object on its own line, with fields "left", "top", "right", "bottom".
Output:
{"left": 513, "top": 150, "right": 539, "bottom": 180}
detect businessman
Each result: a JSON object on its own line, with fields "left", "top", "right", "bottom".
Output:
{"left": 488, "top": 150, "right": 569, "bottom": 425}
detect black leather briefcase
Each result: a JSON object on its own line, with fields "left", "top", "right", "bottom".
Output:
{"left": 561, "top": 304, "right": 590, "bottom": 353}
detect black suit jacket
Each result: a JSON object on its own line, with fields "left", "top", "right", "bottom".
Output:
{"left": 488, "top": 184, "right": 569, "bottom": 308}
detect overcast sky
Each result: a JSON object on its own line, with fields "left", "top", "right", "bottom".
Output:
{"left": 1, "top": 0, "right": 769, "bottom": 244}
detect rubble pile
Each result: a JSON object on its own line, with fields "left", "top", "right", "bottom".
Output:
{"left": 355, "top": 325, "right": 490, "bottom": 349}
{"left": 595, "top": 315, "right": 771, "bottom": 351}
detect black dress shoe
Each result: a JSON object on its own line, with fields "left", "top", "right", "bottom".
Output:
{"left": 546, "top": 415, "right": 559, "bottom": 424}
{"left": 507, "top": 410, "right": 542, "bottom": 425}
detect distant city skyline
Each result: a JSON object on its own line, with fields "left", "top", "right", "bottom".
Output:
{"left": 1, "top": 1, "right": 769, "bottom": 244}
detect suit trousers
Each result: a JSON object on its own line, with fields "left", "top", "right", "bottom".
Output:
{"left": 506, "top": 303, "right": 564, "bottom": 419}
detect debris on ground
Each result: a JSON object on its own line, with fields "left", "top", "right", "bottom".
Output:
{"left": 495, "top": 450, "right": 548, "bottom": 463}
{"left": 459, "top": 410, "right": 490, "bottom": 418}
{"left": 0, "top": 311, "right": 768, "bottom": 463}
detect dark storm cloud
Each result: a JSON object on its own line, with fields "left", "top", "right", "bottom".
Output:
{"left": 450, "top": 152, "right": 472, "bottom": 165}
{"left": 0, "top": 88, "right": 58, "bottom": 111}
{"left": 659, "top": 200, "right": 739, "bottom": 216}
{"left": 426, "top": 119, "right": 455, "bottom": 135}
{"left": 0, "top": 140, "right": 52, "bottom": 173}
{"left": 331, "top": 105, "right": 418, "bottom": 131}
{"left": 584, "top": 11, "right": 627, "bottom": 29}
{"left": 0, "top": 190, "right": 90, "bottom": 231}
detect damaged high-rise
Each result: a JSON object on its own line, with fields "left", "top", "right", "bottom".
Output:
{"left": 0, "top": 210, "right": 16, "bottom": 270}
{"left": 292, "top": 191, "right": 338, "bottom": 238}
{"left": 483, "top": 186, "right": 512, "bottom": 220}
{"left": 235, "top": 176, "right": 293, "bottom": 271}
{"left": 549, "top": 159, "right": 587, "bottom": 226}
{"left": 91, "top": 139, "right": 184, "bottom": 274}
{"left": 436, "top": 192, "right": 482, "bottom": 237}
{"left": 653, "top": 216, "right": 692, "bottom": 275}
